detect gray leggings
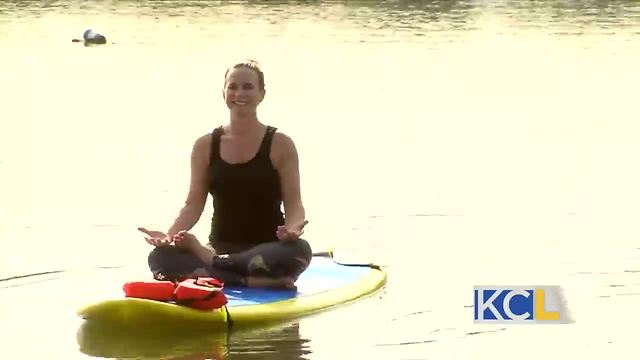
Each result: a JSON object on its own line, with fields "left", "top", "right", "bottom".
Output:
{"left": 147, "top": 239, "right": 312, "bottom": 286}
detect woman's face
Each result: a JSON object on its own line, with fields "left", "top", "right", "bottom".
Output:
{"left": 223, "top": 66, "right": 265, "bottom": 113}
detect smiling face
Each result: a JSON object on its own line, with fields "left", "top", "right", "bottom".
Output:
{"left": 222, "top": 64, "right": 266, "bottom": 114}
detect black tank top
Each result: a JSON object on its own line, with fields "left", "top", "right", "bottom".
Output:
{"left": 207, "top": 125, "right": 284, "bottom": 254}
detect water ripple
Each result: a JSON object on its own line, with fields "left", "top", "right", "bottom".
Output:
{"left": 464, "top": 328, "right": 507, "bottom": 336}
{"left": 375, "top": 339, "right": 437, "bottom": 347}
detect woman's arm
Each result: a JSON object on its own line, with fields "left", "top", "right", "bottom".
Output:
{"left": 273, "top": 132, "right": 307, "bottom": 236}
{"left": 166, "top": 134, "right": 212, "bottom": 237}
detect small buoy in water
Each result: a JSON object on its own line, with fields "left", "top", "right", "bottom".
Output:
{"left": 83, "top": 29, "right": 107, "bottom": 44}
{"left": 71, "top": 29, "right": 107, "bottom": 45}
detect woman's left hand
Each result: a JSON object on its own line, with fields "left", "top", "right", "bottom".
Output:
{"left": 277, "top": 220, "right": 308, "bottom": 241}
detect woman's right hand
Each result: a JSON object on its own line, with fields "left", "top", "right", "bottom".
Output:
{"left": 138, "top": 227, "right": 173, "bottom": 247}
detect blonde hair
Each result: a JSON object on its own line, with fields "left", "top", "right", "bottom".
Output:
{"left": 224, "top": 59, "right": 265, "bottom": 90}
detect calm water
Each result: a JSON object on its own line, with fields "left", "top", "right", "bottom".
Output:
{"left": 1, "top": 0, "right": 639, "bottom": 359}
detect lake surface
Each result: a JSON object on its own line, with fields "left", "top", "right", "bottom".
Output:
{"left": 1, "top": 0, "right": 639, "bottom": 359}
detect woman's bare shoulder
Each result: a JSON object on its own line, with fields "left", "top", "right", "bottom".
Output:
{"left": 195, "top": 132, "right": 213, "bottom": 145}
{"left": 271, "top": 129, "right": 298, "bottom": 168}
{"left": 192, "top": 131, "right": 215, "bottom": 158}
{"left": 272, "top": 129, "right": 296, "bottom": 149}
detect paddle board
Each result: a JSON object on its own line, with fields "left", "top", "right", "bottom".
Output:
{"left": 77, "top": 255, "right": 386, "bottom": 329}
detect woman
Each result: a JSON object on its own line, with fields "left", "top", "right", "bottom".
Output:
{"left": 138, "top": 60, "right": 311, "bottom": 289}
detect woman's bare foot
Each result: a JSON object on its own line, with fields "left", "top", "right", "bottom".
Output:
{"left": 246, "top": 276, "right": 296, "bottom": 290}
{"left": 173, "top": 231, "right": 217, "bottom": 266}
{"left": 173, "top": 231, "right": 202, "bottom": 251}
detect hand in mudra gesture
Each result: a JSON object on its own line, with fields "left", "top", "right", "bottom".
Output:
{"left": 138, "top": 227, "right": 173, "bottom": 247}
